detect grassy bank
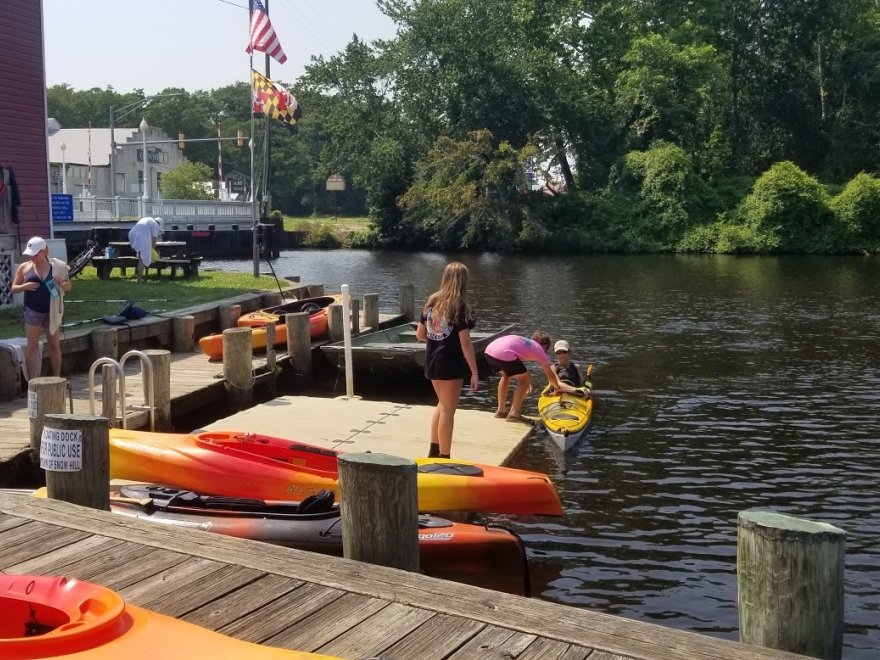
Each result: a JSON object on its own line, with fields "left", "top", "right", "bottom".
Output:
{"left": 0, "top": 269, "right": 280, "bottom": 339}
{"left": 282, "top": 215, "right": 371, "bottom": 248}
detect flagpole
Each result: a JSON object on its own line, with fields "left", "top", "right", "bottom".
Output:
{"left": 250, "top": 55, "right": 259, "bottom": 277}
{"left": 263, "top": 0, "right": 272, "bottom": 224}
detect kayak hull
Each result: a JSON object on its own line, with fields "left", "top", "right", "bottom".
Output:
{"left": 105, "top": 484, "right": 530, "bottom": 595}
{"left": 538, "top": 385, "right": 593, "bottom": 451}
{"left": 108, "top": 429, "right": 563, "bottom": 516}
{"left": 0, "top": 574, "right": 333, "bottom": 659}
{"left": 198, "top": 295, "right": 337, "bottom": 360}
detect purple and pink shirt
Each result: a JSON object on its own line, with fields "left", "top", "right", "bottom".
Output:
{"left": 484, "top": 335, "right": 549, "bottom": 364}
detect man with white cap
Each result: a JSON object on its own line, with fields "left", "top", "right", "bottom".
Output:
{"left": 10, "top": 236, "right": 71, "bottom": 379}
{"left": 551, "top": 339, "right": 584, "bottom": 387}
{"left": 128, "top": 216, "right": 163, "bottom": 282}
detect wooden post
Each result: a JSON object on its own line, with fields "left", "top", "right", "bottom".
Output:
{"left": 262, "top": 291, "right": 283, "bottom": 307}
{"left": 363, "top": 293, "right": 379, "bottom": 331}
{"left": 218, "top": 303, "right": 241, "bottom": 331}
{"left": 350, "top": 298, "right": 360, "bottom": 336}
{"left": 328, "top": 303, "right": 344, "bottom": 342}
{"left": 172, "top": 315, "right": 195, "bottom": 352}
{"left": 738, "top": 510, "right": 846, "bottom": 659}
{"left": 101, "top": 364, "right": 118, "bottom": 428}
{"left": 0, "top": 347, "right": 22, "bottom": 399}
{"left": 399, "top": 284, "right": 415, "bottom": 322}
{"left": 265, "top": 323, "right": 277, "bottom": 373}
{"left": 223, "top": 327, "right": 253, "bottom": 411}
{"left": 142, "top": 349, "right": 171, "bottom": 430}
{"left": 42, "top": 413, "right": 110, "bottom": 511}
{"left": 28, "top": 377, "right": 67, "bottom": 466}
{"left": 91, "top": 326, "right": 118, "bottom": 362}
{"left": 285, "top": 312, "right": 311, "bottom": 384}
{"left": 307, "top": 284, "right": 325, "bottom": 297}
{"left": 337, "top": 452, "right": 419, "bottom": 572}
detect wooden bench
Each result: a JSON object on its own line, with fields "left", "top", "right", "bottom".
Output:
{"left": 91, "top": 256, "right": 203, "bottom": 279}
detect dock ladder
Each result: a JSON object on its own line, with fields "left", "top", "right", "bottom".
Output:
{"left": 88, "top": 350, "right": 156, "bottom": 431}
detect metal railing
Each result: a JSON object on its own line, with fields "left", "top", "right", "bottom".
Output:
{"left": 62, "top": 196, "right": 253, "bottom": 226}
{"left": 88, "top": 350, "right": 155, "bottom": 431}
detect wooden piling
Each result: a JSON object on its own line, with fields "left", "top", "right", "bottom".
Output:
{"left": 262, "top": 291, "right": 283, "bottom": 307}
{"left": 91, "top": 326, "right": 118, "bottom": 362}
{"left": 285, "top": 312, "right": 311, "bottom": 384}
{"left": 28, "top": 377, "right": 67, "bottom": 466}
{"left": 329, "top": 303, "right": 344, "bottom": 342}
{"left": 350, "top": 298, "right": 361, "bottom": 335}
{"left": 337, "top": 452, "right": 419, "bottom": 572}
{"left": 399, "top": 284, "right": 415, "bottom": 322}
{"left": 142, "top": 349, "right": 171, "bottom": 430}
{"left": 172, "top": 314, "right": 195, "bottom": 352}
{"left": 0, "top": 348, "right": 22, "bottom": 399}
{"left": 100, "top": 364, "right": 118, "bottom": 428}
{"left": 218, "top": 304, "right": 242, "bottom": 331}
{"left": 42, "top": 413, "right": 110, "bottom": 511}
{"left": 223, "top": 327, "right": 253, "bottom": 411}
{"left": 737, "top": 510, "right": 846, "bottom": 659}
{"left": 363, "top": 293, "right": 379, "bottom": 331}
{"left": 307, "top": 284, "right": 325, "bottom": 297}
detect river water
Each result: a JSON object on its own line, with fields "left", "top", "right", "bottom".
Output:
{"left": 206, "top": 251, "right": 880, "bottom": 657}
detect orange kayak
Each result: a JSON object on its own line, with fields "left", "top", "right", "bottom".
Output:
{"left": 198, "top": 295, "right": 337, "bottom": 360}
{"left": 0, "top": 574, "right": 335, "bottom": 659}
{"left": 108, "top": 428, "right": 564, "bottom": 516}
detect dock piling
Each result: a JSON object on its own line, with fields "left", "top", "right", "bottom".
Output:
{"left": 350, "top": 297, "right": 360, "bottom": 335}
{"left": 337, "top": 452, "right": 420, "bottom": 572}
{"left": 218, "top": 304, "right": 241, "bottom": 331}
{"left": 100, "top": 364, "right": 117, "bottom": 428}
{"left": 91, "top": 326, "right": 118, "bottom": 362}
{"left": 285, "top": 312, "right": 311, "bottom": 385}
{"left": 737, "top": 510, "right": 846, "bottom": 659}
{"left": 142, "top": 349, "right": 172, "bottom": 430}
{"left": 28, "top": 377, "right": 67, "bottom": 466}
{"left": 328, "top": 303, "right": 344, "bottom": 343}
{"left": 42, "top": 413, "right": 110, "bottom": 511}
{"left": 172, "top": 314, "right": 195, "bottom": 352}
{"left": 363, "top": 293, "right": 379, "bottom": 331}
{"left": 399, "top": 284, "right": 415, "bottom": 322}
{"left": 222, "top": 327, "right": 253, "bottom": 411}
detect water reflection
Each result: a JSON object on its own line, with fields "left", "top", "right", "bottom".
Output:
{"left": 207, "top": 251, "right": 880, "bottom": 657}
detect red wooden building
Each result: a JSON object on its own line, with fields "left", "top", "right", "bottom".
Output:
{"left": 0, "top": 0, "right": 51, "bottom": 305}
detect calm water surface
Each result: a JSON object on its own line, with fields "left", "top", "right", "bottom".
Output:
{"left": 207, "top": 251, "right": 880, "bottom": 657}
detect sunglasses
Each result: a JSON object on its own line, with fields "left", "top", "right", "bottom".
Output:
{"left": 555, "top": 350, "right": 568, "bottom": 355}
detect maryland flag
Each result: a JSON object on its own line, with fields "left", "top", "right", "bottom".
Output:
{"left": 252, "top": 70, "right": 302, "bottom": 129}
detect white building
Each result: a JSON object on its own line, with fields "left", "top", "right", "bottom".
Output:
{"left": 47, "top": 121, "right": 187, "bottom": 199}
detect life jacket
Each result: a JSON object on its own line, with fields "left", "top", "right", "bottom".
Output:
{"left": 554, "top": 361, "right": 582, "bottom": 386}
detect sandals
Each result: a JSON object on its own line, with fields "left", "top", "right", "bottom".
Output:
{"left": 493, "top": 411, "right": 509, "bottom": 418}
{"left": 505, "top": 414, "right": 527, "bottom": 423}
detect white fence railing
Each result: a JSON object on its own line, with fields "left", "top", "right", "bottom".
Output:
{"left": 60, "top": 196, "right": 254, "bottom": 227}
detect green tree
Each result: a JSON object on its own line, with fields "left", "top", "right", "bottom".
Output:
{"left": 160, "top": 161, "right": 215, "bottom": 200}
{"left": 830, "top": 173, "right": 880, "bottom": 249}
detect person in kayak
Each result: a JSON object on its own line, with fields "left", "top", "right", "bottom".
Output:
{"left": 416, "top": 262, "right": 479, "bottom": 459}
{"left": 551, "top": 339, "right": 585, "bottom": 387}
{"left": 485, "top": 332, "right": 580, "bottom": 422}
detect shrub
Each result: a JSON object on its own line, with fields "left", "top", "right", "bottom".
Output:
{"left": 830, "top": 173, "right": 880, "bottom": 249}
{"left": 737, "top": 161, "right": 834, "bottom": 253}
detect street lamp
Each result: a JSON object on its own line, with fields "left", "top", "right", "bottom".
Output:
{"left": 60, "top": 141, "right": 67, "bottom": 194}
{"left": 140, "top": 117, "right": 150, "bottom": 214}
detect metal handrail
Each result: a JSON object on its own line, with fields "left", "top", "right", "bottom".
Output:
{"left": 87, "top": 350, "right": 156, "bottom": 430}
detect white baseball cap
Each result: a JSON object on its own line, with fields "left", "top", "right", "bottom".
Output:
{"left": 554, "top": 340, "right": 570, "bottom": 353}
{"left": 22, "top": 236, "right": 47, "bottom": 256}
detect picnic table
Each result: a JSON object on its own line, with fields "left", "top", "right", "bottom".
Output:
{"left": 91, "top": 240, "right": 202, "bottom": 279}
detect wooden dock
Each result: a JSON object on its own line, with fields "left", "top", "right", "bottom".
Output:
{"left": 0, "top": 492, "right": 804, "bottom": 660}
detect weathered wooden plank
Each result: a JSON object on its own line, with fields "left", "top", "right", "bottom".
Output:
{"left": 318, "top": 602, "right": 435, "bottom": 659}
{"left": 517, "top": 637, "right": 594, "bottom": 660}
{"left": 183, "top": 573, "right": 303, "bottom": 630}
{"left": 264, "top": 591, "right": 389, "bottom": 650}
{"left": 0, "top": 513, "right": 31, "bottom": 533}
{"left": 380, "top": 613, "right": 486, "bottom": 659}
{"left": 0, "top": 524, "right": 88, "bottom": 566}
{"left": 118, "top": 556, "right": 225, "bottom": 604}
{"left": 138, "top": 564, "right": 264, "bottom": 616}
{"left": 220, "top": 582, "right": 345, "bottom": 643}
{"left": 447, "top": 626, "right": 537, "bottom": 659}
{"left": 4, "top": 535, "right": 124, "bottom": 574}
{"left": 90, "top": 546, "right": 193, "bottom": 591}
{"left": 0, "top": 496, "right": 807, "bottom": 660}
{"left": 43, "top": 540, "right": 162, "bottom": 583}
{"left": 587, "top": 652, "right": 635, "bottom": 660}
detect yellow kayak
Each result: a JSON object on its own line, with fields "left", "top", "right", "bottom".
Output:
{"left": 538, "top": 375, "right": 593, "bottom": 451}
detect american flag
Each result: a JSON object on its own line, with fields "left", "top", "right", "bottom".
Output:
{"left": 246, "top": 0, "right": 287, "bottom": 65}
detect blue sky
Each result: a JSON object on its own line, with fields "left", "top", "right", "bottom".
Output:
{"left": 43, "top": 0, "right": 398, "bottom": 93}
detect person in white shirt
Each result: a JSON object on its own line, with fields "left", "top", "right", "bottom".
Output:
{"left": 128, "top": 216, "right": 163, "bottom": 282}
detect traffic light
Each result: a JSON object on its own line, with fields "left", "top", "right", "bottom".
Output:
{"left": 178, "top": 132, "right": 185, "bottom": 150}
{"left": 237, "top": 129, "right": 244, "bottom": 147}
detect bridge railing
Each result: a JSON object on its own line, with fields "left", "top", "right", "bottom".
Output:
{"left": 66, "top": 197, "right": 253, "bottom": 226}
